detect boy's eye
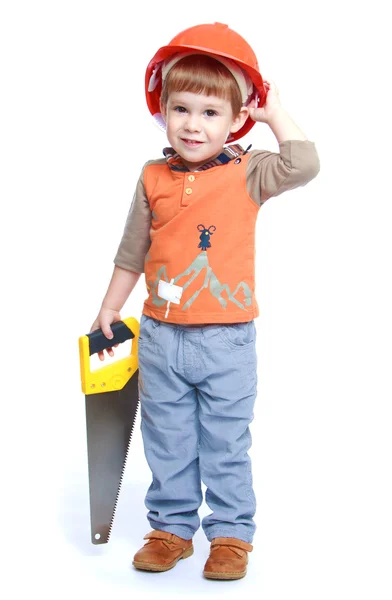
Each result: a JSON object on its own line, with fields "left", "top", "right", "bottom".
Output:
{"left": 205, "top": 109, "right": 217, "bottom": 117}
{"left": 174, "top": 106, "right": 187, "bottom": 113}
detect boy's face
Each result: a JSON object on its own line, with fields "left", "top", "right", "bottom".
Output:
{"left": 161, "top": 91, "right": 248, "bottom": 171}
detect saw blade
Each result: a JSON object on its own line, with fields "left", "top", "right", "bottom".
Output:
{"left": 85, "top": 372, "right": 139, "bottom": 544}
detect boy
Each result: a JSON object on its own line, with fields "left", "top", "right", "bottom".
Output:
{"left": 91, "top": 22, "right": 320, "bottom": 580}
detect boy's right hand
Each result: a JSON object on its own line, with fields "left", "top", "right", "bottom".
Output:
{"left": 90, "top": 308, "right": 122, "bottom": 361}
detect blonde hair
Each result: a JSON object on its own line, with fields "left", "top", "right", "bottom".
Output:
{"left": 160, "top": 55, "right": 242, "bottom": 116}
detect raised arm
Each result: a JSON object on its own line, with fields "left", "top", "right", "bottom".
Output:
{"left": 246, "top": 80, "right": 320, "bottom": 204}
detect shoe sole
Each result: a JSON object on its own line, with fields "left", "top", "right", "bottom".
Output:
{"left": 132, "top": 546, "right": 194, "bottom": 572}
{"left": 203, "top": 569, "right": 247, "bottom": 580}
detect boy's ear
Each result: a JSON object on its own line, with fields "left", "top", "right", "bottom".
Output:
{"left": 230, "top": 107, "right": 249, "bottom": 134}
{"left": 160, "top": 101, "right": 167, "bottom": 122}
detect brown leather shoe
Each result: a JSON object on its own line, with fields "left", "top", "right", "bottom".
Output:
{"left": 132, "top": 530, "right": 194, "bottom": 572}
{"left": 203, "top": 537, "right": 253, "bottom": 580}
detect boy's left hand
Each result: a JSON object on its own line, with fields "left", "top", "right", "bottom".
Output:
{"left": 248, "top": 80, "right": 283, "bottom": 124}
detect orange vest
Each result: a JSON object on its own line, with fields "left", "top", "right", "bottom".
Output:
{"left": 142, "top": 153, "right": 260, "bottom": 324}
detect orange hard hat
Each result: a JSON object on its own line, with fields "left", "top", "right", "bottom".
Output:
{"left": 145, "top": 22, "right": 266, "bottom": 142}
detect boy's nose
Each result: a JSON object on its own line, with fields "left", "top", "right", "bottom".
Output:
{"left": 184, "top": 114, "right": 201, "bottom": 132}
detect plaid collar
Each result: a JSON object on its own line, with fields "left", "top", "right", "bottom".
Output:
{"left": 162, "top": 144, "right": 251, "bottom": 172}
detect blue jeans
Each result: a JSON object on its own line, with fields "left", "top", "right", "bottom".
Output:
{"left": 137, "top": 314, "right": 258, "bottom": 543}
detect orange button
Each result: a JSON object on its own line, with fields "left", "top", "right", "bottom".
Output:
{"left": 188, "top": 175, "right": 195, "bottom": 182}
{"left": 185, "top": 187, "right": 193, "bottom": 195}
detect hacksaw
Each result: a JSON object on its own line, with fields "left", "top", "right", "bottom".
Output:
{"left": 78, "top": 317, "right": 140, "bottom": 544}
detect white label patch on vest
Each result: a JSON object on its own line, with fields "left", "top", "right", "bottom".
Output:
{"left": 158, "top": 280, "right": 183, "bottom": 304}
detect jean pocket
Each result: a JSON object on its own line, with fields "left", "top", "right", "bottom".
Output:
{"left": 218, "top": 321, "right": 256, "bottom": 350}
{"left": 138, "top": 315, "right": 161, "bottom": 345}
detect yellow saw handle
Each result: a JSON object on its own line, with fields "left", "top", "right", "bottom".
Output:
{"left": 79, "top": 317, "right": 139, "bottom": 395}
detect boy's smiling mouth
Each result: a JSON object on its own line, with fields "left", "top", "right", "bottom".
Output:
{"left": 182, "top": 138, "right": 203, "bottom": 147}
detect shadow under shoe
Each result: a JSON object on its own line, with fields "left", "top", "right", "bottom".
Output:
{"left": 132, "top": 530, "right": 194, "bottom": 572}
{"left": 203, "top": 537, "right": 253, "bottom": 580}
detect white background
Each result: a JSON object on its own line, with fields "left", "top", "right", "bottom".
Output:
{"left": 1, "top": 1, "right": 391, "bottom": 598}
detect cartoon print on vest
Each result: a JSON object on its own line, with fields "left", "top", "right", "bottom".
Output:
{"left": 197, "top": 224, "right": 216, "bottom": 250}
{"left": 148, "top": 253, "right": 252, "bottom": 312}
